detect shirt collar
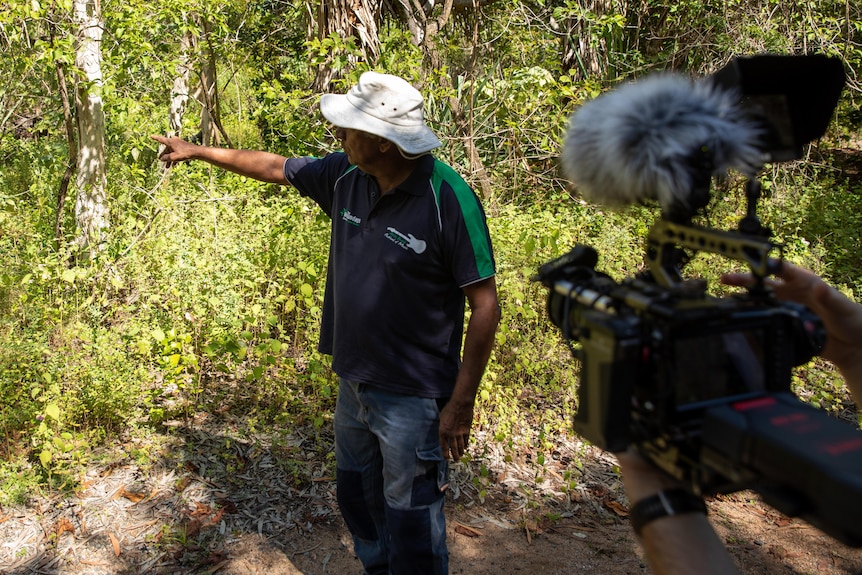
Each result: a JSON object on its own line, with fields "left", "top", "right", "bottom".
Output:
{"left": 392, "top": 154, "right": 435, "bottom": 197}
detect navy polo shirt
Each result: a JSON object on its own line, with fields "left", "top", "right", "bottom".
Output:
{"left": 284, "top": 152, "right": 495, "bottom": 398}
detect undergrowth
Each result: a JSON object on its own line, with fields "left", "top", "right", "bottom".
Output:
{"left": 1, "top": 143, "right": 859, "bottom": 503}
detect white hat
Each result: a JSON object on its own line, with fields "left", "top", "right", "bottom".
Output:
{"left": 320, "top": 71, "right": 442, "bottom": 156}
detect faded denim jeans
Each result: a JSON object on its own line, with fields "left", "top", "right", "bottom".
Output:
{"left": 334, "top": 377, "right": 450, "bottom": 575}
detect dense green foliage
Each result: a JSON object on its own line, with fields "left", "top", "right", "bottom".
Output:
{"left": 1, "top": 0, "right": 860, "bottom": 498}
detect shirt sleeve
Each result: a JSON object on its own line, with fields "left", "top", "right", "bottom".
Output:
{"left": 432, "top": 161, "right": 496, "bottom": 287}
{"left": 283, "top": 153, "right": 351, "bottom": 217}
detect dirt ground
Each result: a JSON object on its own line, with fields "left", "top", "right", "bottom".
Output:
{"left": 223, "top": 495, "right": 862, "bottom": 575}
{"left": 1, "top": 413, "right": 861, "bottom": 575}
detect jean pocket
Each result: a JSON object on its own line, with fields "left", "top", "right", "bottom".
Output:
{"left": 412, "top": 447, "right": 449, "bottom": 506}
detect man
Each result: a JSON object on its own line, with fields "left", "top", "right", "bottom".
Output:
{"left": 152, "top": 71, "right": 500, "bottom": 575}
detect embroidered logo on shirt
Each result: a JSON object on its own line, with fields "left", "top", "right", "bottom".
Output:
{"left": 340, "top": 208, "right": 361, "bottom": 226}
{"left": 385, "top": 227, "right": 427, "bottom": 254}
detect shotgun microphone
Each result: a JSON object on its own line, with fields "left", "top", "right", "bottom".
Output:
{"left": 560, "top": 73, "right": 765, "bottom": 222}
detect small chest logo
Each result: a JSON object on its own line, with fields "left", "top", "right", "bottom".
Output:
{"left": 385, "top": 227, "right": 427, "bottom": 254}
{"left": 340, "top": 209, "right": 361, "bottom": 226}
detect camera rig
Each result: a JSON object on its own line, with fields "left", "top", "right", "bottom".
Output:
{"left": 536, "top": 55, "right": 862, "bottom": 547}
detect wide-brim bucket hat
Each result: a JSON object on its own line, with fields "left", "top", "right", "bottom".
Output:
{"left": 320, "top": 71, "right": 442, "bottom": 156}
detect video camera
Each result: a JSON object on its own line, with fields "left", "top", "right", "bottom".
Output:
{"left": 535, "top": 55, "right": 862, "bottom": 547}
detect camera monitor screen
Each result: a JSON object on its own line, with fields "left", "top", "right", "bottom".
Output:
{"left": 672, "top": 327, "right": 768, "bottom": 409}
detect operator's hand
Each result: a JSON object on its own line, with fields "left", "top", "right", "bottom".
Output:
{"left": 150, "top": 135, "right": 199, "bottom": 167}
{"left": 722, "top": 261, "right": 862, "bottom": 403}
{"left": 438, "top": 399, "right": 474, "bottom": 461}
{"left": 722, "top": 262, "right": 862, "bottom": 368}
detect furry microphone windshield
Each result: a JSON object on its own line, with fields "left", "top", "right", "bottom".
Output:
{"left": 560, "top": 73, "right": 765, "bottom": 222}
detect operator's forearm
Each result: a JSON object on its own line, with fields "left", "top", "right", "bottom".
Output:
{"left": 617, "top": 450, "right": 741, "bottom": 575}
{"left": 190, "top": 146, "right": 288, "bottom": 184}
{"left": 637, "top": 515, "right": 741, "bottom": 575}
{"left": 806, "top": 280, "right": 862, "bottom": 406}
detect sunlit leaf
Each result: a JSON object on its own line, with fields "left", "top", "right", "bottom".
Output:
{"left": 45, "top": 403, "right": 60, "bottom": 420}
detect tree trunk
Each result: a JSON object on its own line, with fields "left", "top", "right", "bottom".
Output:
{"left": 561, "top": 0, "right": 617, "bottom": 81}
{"left": 391, "top": 0, "right": 429, "bottom": 45}
{"left": 312, "top": 0, "right": 381, "bottom": 92}
{"left": 420, "top": 0, "right": 493, "bottom": 199}
{"left": 390, "top": 0, "right": 503, "bottom": 45}
{"left": 197, "top": 16, "right": 220, "bottom": 147}
{"left": 153, "top": 27, "right": 193, "bottom": 173}
{"left": 49, "top": 12, "right": 77, "bottom": 250}
{"left": 55, "top": 59, "right": 76, "bottom": 249}
{"left": 168, "top": 28, "right": 193, "bottom": 138}
{"left": 73, "top": 0, "right": 109, "bottom": 254}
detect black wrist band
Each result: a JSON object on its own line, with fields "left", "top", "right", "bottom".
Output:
{"left": 629, "top": 488, "right": 707, "bottom": 536}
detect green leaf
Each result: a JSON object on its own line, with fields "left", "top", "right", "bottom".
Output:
{"left": 136, "top": 339, "right": 151, "bottom": 355}
{"left": 45, "top": 403, "right": 60, "bottom": 420}
{"left": 152, "top": 328, "right": 166, "bottom": 342}
{"left": 39, "top": 449, "right": 52, "bottom": 466}
{"left": 61, "top": 269, "right": 76, "bottom": 283}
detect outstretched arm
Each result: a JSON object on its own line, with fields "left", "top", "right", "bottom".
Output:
{"left": 616, "top": 449, "right": 741, "bottom": 575}
{"left": 439, "top": 277, "right": 500, "bottom": 461}
{"left": 151, "top": 135, "right": 289, "bottom": 184}
{"left": 722, "top": 261, "right": 862, "bottom": 404}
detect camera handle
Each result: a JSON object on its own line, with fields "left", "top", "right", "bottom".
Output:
{"left": 645, "top": 218, "right": 782, "bottom": 290}
{"left": 738, "top": 178, "right": 770, "bottom": 237}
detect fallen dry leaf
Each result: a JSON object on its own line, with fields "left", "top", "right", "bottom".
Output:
{"left": 109, "top": 532, "right": 121, "bottom": 557}
{"left": 604, "top": 500, "right": 629, "bottom": 517}
{"left": 56, "top": 516, "right": 75, "bottom": 538}
{"left": 453, "top": 521, "right": 483, "bottom": 538}
{"left": 210, "top": 508, "right": 226, "bottom": 525}
{"left": 190, "top": 501, "right": 213, "bottom": 517}
{"left": 112, "top": 486, "right": 147, "bottom": 503}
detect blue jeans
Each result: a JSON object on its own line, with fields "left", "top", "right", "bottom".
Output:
{"left": 334, "top": 377, "right": 450, "bottom": 575}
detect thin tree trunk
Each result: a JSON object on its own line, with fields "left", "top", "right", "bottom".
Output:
{"left": 168, "top": 28, "right": 193, "bottom": 138}
{"left": 155, "top": 28, "right": 193, "bottom": 172}
{"left": 197, "top": 17, "right": 219, "bottom": 147}
{"left": 561, "top": 0, "right": 615, "bottom": 81}
{"left": 73, "top": 0, "right": 109, "bottom": 254}
{"left": 421, "top": 0, "right": 493, "bottom": 198}
{"left": 55, "top": 59, "right": 76, "bottom": 249}
{"left": 312, "top": 0, "right": 381, "bottom": 92}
